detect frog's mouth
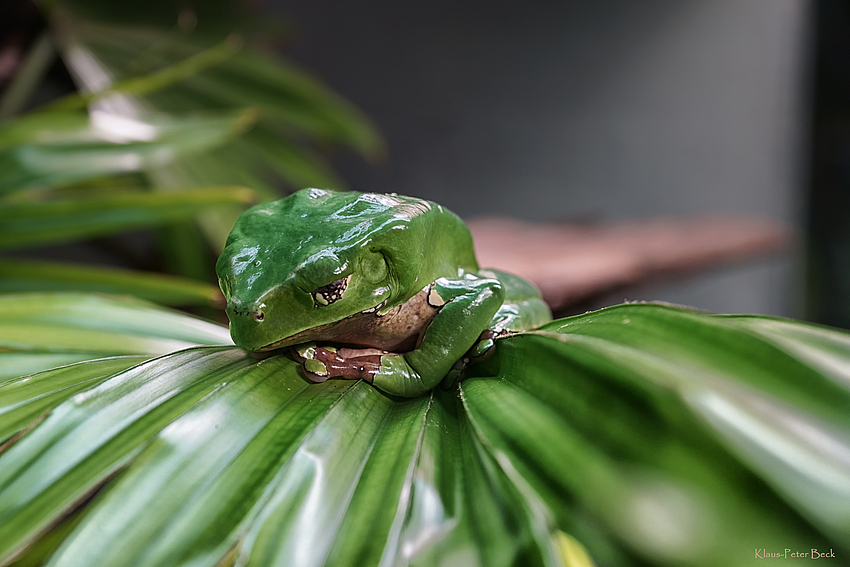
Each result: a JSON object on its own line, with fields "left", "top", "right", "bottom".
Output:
{"left": 257, "top": 288, "right": 441, "bottom": 354}
{"left": 257, "top": 309, "right": 405, "bottom": 352}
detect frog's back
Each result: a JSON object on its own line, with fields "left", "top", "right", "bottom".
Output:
{"left": 226, "top": 189, "right": 479, "bottom": 306}
{"left": 353, "top": 192, "right": 480, "bottom": 295}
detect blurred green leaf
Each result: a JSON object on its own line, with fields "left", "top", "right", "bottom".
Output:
{"left": 49, "top": 17, "right": 383, "bottom": 159}
{"left": 528, "top": 304, "right": 850, "bottom": 543}
{"left": 722, "top": 313, "right": 850, "bottom": 384}
{"left": 0, "top": 258, "right": 220, "bottom": 305}
{"left": 0, "top": 292, "right": 231, "bottom": 351}
{"left": 0, "top": 186, "right": 254, "bottom": 249}
{"left": 175, "top": 54, "right": 383, "bottom": 157}
{"left": 0, "top": 353, "right": 109, "bottom": 383}
{"left": 153, "top": 221, "right": 218, "bottom": 286}
{"left": 24, "top": 11, "right": 381, "bottom": 271}
{"left": 242, "top": 127, "right": 345, "bottom": 191}
{"left": 0, "top": 110, "right": 257, "bottom": 193}
{"left": 0, "top": 298, "right": 847, "bottom": 567}
{"left": 146, "top": 129, "right": 345, "bottom": 259}
{"left": 0, "top": 31, "right": 57, "bottom": 120}
{"left": 3, "top": 503, "right": 89, "bottom": 567}
{"left": 46, "top": 37, "right": 241, "bottom": 112}
{"left": 0, "top": 292, "right": 230, "bottom": 383}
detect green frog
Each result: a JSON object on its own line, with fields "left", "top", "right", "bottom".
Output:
{"left": 216, "top": 188, "right": 551, "bottom": 397}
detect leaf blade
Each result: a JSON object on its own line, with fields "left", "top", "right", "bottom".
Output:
{"left": 0, "top": 110, "right": 256, "bottom": 193}
{"left": 0, "top": 186, "right": 254, "bottom": 249}
{"left": 0, "top": 347, "right": 250, "bottom": 562}
{"left": 0, "top": 258, "right": 220, "bottom": 306}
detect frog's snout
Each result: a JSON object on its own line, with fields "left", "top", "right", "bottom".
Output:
{"left": 225, "top": 297, "right": 270, "bottom": 351}
{"left": 226, "top": 298, "right": 264, "bottom": 324}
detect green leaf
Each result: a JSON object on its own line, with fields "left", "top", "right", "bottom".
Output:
{"left": 48, "top": 15, "right": 383, "bottom": 157}
{"left": 150, "top": 126, "right": 345, "bottom": 200}
{"left": 243, "top": 127, "right": 345, "bottom": 191}
{"left": 0, "top": 110, "right": 257, "bottom": 193}
{"left": 0, "top": 353, "right": 105, "bottom": 382}
{"left": 0, "top": 292, "right": 231, "bottom": 352}
{"left": 721, "top": 314, "right": 850, "bottom": 387}
{"left": 0, "top": 288, "right": 230, "bottom": 452}
{"left": 45, "top": 37, "right": 241, "bottom": 113}
{"left": 0, "top": 31, "right": 57, "bottom": 120}
{"left": 45, "top": 357, "right": 353, "bottom": 567}
{"left": 528, "top": 303, "right": 850, "bottom": 544}
{"left": 0, "top": 292, "right": 231, "bottom": 384}
{"left": 0, "top": 258, "right": 221, "bottom": 305}
{"left": 0, "top": 186, "right": 254, "bottom": 249}
{"left": 146, "top": 129, "right": 345, "bottom": 255}
{"left": 462, "top": 358, "right": 824, "bottom": 566}
{"left": 176, "top": 54, "right": 383, "bottom": 157}
{"left": 1, "top": 297, "right": 848, "bottom": 567}
{"left": 0, "top": 354, "right": 561, "bottom": 567}
{"left": 153, "top": 221, "right": 218, "bottom": 285}
{"left": 388, "top": 388, "right": 563, "bottom": 567}
{"left": 0, "top": 347, "right": 250, "bottom": 561}
{"left": 0, "top": 356, "right": 147, "bottom": 444}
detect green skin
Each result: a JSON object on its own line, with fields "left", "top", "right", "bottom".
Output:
{"left": 216, "top": 188, "right": 551, "bottom": 397}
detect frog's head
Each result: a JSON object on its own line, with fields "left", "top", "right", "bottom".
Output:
{"left": 216, "top": 188, "right": 420, "bottom": 351}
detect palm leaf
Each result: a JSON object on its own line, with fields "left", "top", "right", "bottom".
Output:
{"left": 0, "top": 110, "right": 256, "bottom": 194}
{"left": 0, "top": 292, "right": 231, "bottom": 382}
{"left": 0, "top": 258, "right": 220, "bottom": 305}
{"left": 49, "top": 16, "right": 383, "bottom": 158}
{"left": 0, "top": 186, "right": 253, "bottom": 250}
{"left": 0, "top": 297, "right": 846, "bottom": 567}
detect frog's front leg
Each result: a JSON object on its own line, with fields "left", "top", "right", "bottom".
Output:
{"left": 371, "top": 276, "right": 504, "bottom": 397}
{"left": 291, "top": 276, "right": 504, "bottom": 397}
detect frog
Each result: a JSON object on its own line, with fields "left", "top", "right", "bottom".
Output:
{"left": 216, "top": 188, "right": 552, "bottom": 397}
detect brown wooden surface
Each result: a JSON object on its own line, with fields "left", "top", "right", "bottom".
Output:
{"left": 468, "top": 216, "right": 790, "bottom": 314}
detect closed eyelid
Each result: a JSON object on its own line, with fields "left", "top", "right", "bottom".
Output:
{"left": 313, "top": 275, "right": 351, "bottom": 306}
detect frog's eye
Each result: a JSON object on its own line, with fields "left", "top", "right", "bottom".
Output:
{"left": 313, "top": 275, "right": 350, "bottom": 306}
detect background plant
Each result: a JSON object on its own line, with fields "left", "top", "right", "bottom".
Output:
{"left": 0, "top": 0, "right": 381, "bottom": 306}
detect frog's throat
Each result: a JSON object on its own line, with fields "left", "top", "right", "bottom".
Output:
{"left": 255, "top": 288, "right": 441, "bottom": 353}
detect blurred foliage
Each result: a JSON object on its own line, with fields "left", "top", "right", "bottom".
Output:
{"left": 0, "top": 0, "right": 382, "bottom": 306}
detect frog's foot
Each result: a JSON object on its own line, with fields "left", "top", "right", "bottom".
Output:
{"left": 442, "top": 329, "right": 499, "bottom": 389}
{"left": 291, "top": 342, "right": 386, "bottom": 383}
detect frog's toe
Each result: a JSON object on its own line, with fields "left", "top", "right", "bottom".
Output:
{"left": 302, "top": 358, "right": 331, "bottom": 382}
{"left": 440, "top": 356, "right": 470, "bottom": 390}
{"left": 290, "top": 343, "right": 330, "bottom": 382}
{"left": 469, "top": 329, "right": 497, "bottom": 361}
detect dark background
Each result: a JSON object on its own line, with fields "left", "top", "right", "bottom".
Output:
{"left": 274, "top": 0, "right": 812, "bottom": 319}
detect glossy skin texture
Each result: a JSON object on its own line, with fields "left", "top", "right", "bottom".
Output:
{"left": 216, "top": 188, "right": 551, "bottom": 397}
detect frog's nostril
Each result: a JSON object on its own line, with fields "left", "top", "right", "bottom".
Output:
{"left": 253, "top": 310, "right": 265, "bottom": 322}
